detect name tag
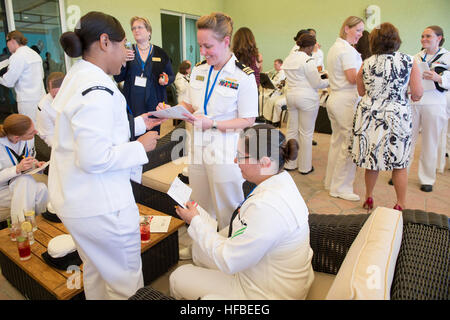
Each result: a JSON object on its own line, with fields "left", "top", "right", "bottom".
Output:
{"left": 196, "top": 75, "right": 205, "bottom": 82}
{"left": 135, "top": 76, "right": 147, "bottom": 87}
{"left": 152, "top": 57, "right": 161, "bottom": 62}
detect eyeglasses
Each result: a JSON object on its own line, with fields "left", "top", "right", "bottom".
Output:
{"left": 235, "top": 152, "right": 250, "bottom": 162}
{"left": 131, "top": 25, "right": 146, "bottom": 31}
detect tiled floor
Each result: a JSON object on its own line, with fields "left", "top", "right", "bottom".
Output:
{"left": 1, "top": 120, "right": 449, "bottom": 299}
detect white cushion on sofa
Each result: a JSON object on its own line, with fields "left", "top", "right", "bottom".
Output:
{"left": 141, "top": 157, "right": 188, "bottom": 193}
{"left": 326, "top": 207, "right": 403, "bottom": 300}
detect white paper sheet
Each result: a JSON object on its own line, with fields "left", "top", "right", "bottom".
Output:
{"left": 140, "top": 215, "right": 172, "bottom": 233}
{"left": 0, "top": 59, "right": 9, "bottom": 70}
{"left": 167, "top": 176, "right": 192, "bottom": 208}
{"left": 22, "top": 161, "right": 49, "bottom": 175}
{"left": 418, "top": 61, "right": 437, "bottom": 91}
{"left": 148, "top": 105, "right": 196, "bottom": 120}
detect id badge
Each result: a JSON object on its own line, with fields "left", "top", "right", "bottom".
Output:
{"left": 135, "top": 76, "right": 147, "bottom": 87}
{"left": 130, "top": 165, "right": 143, "bottom": 184}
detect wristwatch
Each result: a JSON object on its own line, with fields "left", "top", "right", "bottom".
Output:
{"left": 212, "top": 120, "right": 218, "bottom": 130}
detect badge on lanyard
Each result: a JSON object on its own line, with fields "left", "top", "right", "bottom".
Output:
{"left": 135, "top": 76, "right": 147, "bottom": 87}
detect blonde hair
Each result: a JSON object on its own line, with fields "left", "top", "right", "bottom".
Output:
{"left": 196, "top": 12, "right": 233, "bottom": 41}
{"left": 0, "top": 114, "right": 32, "bottom": 138}
{"left": 339, "top": 16, "right": 364, "bottom": 39}
{"left": 130, "top": 16, "right": 152, "bottom": 37}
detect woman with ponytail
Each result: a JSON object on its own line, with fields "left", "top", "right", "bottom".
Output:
{"left": 48, "top": 11, "right": 162, "bottom": 300}
{"left": 0, "top": 114, "right": 48, "bottom": 224}
{"left": 170, "top": 124, "right": 314, "bottom": 300}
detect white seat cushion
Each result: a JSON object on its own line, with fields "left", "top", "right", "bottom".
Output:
{"left": 326, "top": 207, "right": 403, "bottom": 300}
{"left": 141, "top": 157, "right": 188, "bottom": 193}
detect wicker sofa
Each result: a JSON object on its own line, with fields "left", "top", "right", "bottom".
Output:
{"left": 130, "top": 208, "right": 449, "bottom": 300}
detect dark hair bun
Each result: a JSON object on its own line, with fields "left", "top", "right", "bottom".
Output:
{"left": 283, "top": 139, "right": 299, "bottom": 162}
{"left": 60, "top": 31, "right": 83, "bottom": 58}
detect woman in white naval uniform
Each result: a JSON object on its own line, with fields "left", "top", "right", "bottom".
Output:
{"left": 48, "top": 12, "right": 161, "bottom": 300}
{"left": 324, "top": 16, "right": 364, "bottom": 201}
{"left": 36, "top": 72, "right": 65, "bottom": 147}
{"left": 170, "top": 125, "right": 314, "bottom": 300}
{"left": 283, "top": 34, "right": 329, "bottom": 174}
{"left": 158, "top": 12, "right": 258, "bottom": 230}
{"left": 410, "top": 26, "right": 450, "bottom": 192}
{"left": 0, "top": 114, "right": 48, "bottom": 224}
{"left": 0, "top": 31, "right": 45, "bottom": 124}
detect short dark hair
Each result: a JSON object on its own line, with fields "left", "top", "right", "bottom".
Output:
{"left": 6, "top": 30, "right": 27, "bottom": 45}
{"left": 369, "top": 22, "right": 402, "bottom": 55}
{"left": 241, "top": 124, "right": 298, "bottom": 171}
{"left": 178, "top": 60, "right": 191, "bottom": 75}
{"left": 274, "top": 58, "right": 283, "bottom": 64}
{"left": 294, "top": 29, "right": 309, "bottom": 42}
{"left": 297, "top": 34, "right": 316, "bottom": 48}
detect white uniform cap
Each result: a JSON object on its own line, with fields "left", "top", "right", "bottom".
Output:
{"left": 47, "top": 234, "right": 77, "bottom": 258}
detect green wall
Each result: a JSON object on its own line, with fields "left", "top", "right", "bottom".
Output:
{"left": 223, "top": 0, "right": 450, "bottom": 71}
{"left": 65, "top": 0, "right": 450, "bottom": 71}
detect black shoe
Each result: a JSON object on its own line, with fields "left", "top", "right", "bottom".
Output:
{"left": 285, "top": 167, "right": 298, "bottom": 172}
{"left": 420, "top": 184, "right": 433, "bottom": 192}
{"left": 388, "top": 178, "right": 393, "bottom": 186}
{"left": 300, "top": 166, "right": 314, "bottom": 175}
{"left": 272, "top": 121, "right": 281, "bottom": 128}
{"left": 312, "top": 140, "right": 318, "bottom": 146}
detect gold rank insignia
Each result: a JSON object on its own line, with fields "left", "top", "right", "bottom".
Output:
{"left": 152, "top": 57, "right": 161, "bottom": 62}
{"left": 195, "top": 60, "right": 207, "bottom": 67}
{"left": 196, "top": 75, "right": 205, "bottom": 81}
{"left": 235, "top": 60, "right": 254, "bottom": 75}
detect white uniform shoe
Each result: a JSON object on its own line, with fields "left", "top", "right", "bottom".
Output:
{"left": 329, "top": 192, "right": 360, "bottom": 201}
{"left": 179, "top": 246, "right": 192, "bottom": 260}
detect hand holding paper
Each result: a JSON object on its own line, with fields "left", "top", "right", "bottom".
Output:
{"left": 149, "top": 105, "right": 196, "bottom": 121}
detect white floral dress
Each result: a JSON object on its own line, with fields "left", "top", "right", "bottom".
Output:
{"left": 350, "top": 52, "right": 413, "bottom": 170}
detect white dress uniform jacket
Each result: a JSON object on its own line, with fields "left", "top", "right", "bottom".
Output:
{"left": 170, "top": 171, "right": 314, "bottom": 300}
{"left": 36, "top": 93, "right": 56, "bottom": 147}
{"left": 324, "top": 37, "right": 362, "bottom": 197}
{"left": 283, "top": 51, "right": 329, "bottom": 172}
{"left": 410, "top": 48, "right": 450, "bottom": 186}
{"left": 48, "top": 59, "right": 148, "bottom": 218}
{"left": 183, "top": 54, "right": 258, "bottom": 229}
{"left": 0, "top": 46, "right": 45, "bottom": 123}
{"left": 174, "top": 72, "right": 190, "bottom": 104}
{"left": 0, "top": 136, "right": 48, "bottom": 222}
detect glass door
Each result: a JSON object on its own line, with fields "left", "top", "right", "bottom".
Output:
{"left": 0, "top": 0, "right": 14, "bottom": 120}
{"left": 185, "top": 17, "right": 199, "bottom": 67}
{"left": 11, "top": 0, "right": 66, "bottom": 90}
{"left": 161, "top": 13, "right": 182, "bottom": 75}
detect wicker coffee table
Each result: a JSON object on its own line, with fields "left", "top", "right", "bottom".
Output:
{"left": 0, "top": 204, "right": 184, "bottom": 300}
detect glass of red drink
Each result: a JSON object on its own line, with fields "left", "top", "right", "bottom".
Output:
{"left": 140, "top": 217, "right": 151, "bottom": 243}
{"left": 17, "top": 234, "right": 31, "bottom": 261}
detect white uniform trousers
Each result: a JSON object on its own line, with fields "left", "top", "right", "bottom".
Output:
{"left": 284, "top": 93, "right": 319, "bottom": 172}
{"left": 262, "top": 92, "right": 286, "bottom": 123}
{"left": 410, "top": 104, "right": 447, "bottom": 185}
{"left": 437, "top": 119, "right": 448, "bottom": 172}
{"left": 324, "top": 90, "right": 359, "bottom": 194}
{"left": 0, "top": 175, "right": 48, "bottom": 222}
{"left": 170, "top": 225, "right": 235, "bottom": 300}
{"left": 59, "top": 204, "right": 143, "bottom": 300}
{"left": 18, "top": 100, "right": 39, "bottom": 125}
{"left": 170, "top": 263, "right": 235, "bottom": 300}
{"left": 189, "top": 160, "right": 244, "bottom": 231}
